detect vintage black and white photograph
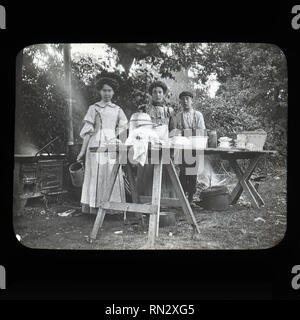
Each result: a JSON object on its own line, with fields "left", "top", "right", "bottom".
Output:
{"left": 13, "top": 43, "right": 287, "bottom": 250}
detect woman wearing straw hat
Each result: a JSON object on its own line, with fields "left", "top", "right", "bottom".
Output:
{"left": 77, "top": 77, "right": 128, "bottom": 214}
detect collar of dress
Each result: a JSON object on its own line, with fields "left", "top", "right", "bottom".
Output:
{"left": 147, "top": 103, "right": 166, "bottom": 109}
{"left": 95, "top": 101, "right": 116, "bottom": 108}
{"left": 182, "top": 109, "right": 194, "bottom": 114}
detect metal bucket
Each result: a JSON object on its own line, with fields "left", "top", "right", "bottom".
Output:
{"left": 200, "top": 186, "right": 230, "bottom": 211}
{"left": 159, "top": 212, "right": 176, "bottom": 227}
{"left": 69, "top": 161, "right": 85, "bottom": 187}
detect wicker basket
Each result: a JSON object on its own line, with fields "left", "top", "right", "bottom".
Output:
{"left": 237, "top": 130, "right": 267, "bottom": 150}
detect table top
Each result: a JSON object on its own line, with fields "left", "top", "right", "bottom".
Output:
{"left": 89, "top": 144, "right": 277, "bottom": 155}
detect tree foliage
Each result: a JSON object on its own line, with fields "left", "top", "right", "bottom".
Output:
{"left": 16, "top": 44, "right": 67, "bottom": 153}
{"left": 16, "top": 43, "right": 287, "bottom": 164}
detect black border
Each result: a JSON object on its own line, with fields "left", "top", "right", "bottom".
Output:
{"left": 1, "top": 2, "right": 299, "bottom": 300}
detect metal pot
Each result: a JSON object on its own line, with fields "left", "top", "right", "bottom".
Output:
{"left": 200, "top": 186, "right": 230, "bottom": 211}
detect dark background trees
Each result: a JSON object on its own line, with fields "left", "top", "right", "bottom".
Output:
{"left": 15, "top": 43, "right": 287, "bottom": 165}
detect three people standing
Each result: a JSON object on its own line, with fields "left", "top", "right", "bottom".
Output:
{"left": 78, "top": 78, "right": 206, "bottom": 213}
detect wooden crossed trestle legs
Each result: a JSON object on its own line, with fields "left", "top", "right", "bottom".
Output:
{"left": 89, "top": 153, "right": 200, "bottom": 247}
{"left": 228, "top": 155, "right": 265, "bottom": 209}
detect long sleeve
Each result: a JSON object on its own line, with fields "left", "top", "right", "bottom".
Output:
{"left": 196, "top": 111, "right": 206, "bottom": 129}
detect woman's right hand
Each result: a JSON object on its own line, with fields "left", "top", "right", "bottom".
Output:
{"left": 76, "top": 152, "right": 85, "bottom": 162}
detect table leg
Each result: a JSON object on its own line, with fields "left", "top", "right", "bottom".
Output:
{"left": 166, "top": 160, "right": 200, "bottom": 234}
{"left": 126, "top": 163, "right": 140, "bottom": 203}
{"left": 229, "top": 178, "right": 243, "bottom": 205}
{"left": 148, "top": 161, "right": 163, "bottom": 247}
{"left": 229, "top": 157, "right": 259, "bottom": 204}
{"left": 229, "top": 156, "right": 264, "bottom": 208}
{"left": 232, "top": 158, "right": 265, "bottom": 206}
{"left": 126, "top": 163, "right": 144, "bottom": 224}
{"left": 89, "top": 161, "right": 121, "bottom": 241}
{"left": 247, "top": 180, "right": 265, "bottom": 206}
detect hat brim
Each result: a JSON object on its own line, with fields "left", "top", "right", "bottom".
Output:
{"left": 179, "top": 93, "right": 193, "bottom": 99}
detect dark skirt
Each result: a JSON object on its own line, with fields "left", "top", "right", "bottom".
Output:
{"left": 136, "top": 163, "right": 177, "bottom": 198}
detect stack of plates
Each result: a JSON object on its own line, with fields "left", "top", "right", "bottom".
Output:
{"left": 218, "top": 137, "right": 233, "bottom": 148}
{"left": 170, "top": 136, "right": 192, "bottom": 148}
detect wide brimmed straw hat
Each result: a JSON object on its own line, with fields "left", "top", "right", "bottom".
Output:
{"left": 130, "top": 112, "right": 153, "bottom": 127}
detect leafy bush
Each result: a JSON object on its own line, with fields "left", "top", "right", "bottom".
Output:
{"left": 16, "top": 43, "right": 287, "bottom": 167}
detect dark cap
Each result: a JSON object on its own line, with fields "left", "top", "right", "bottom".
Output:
{"left": 96, "top": 77, "right": 119, "bottom": 91}
{"left": 179, "top": 91, "right": 194, "bottom": 99}
{"left": 148, "top": 81, "right": 168, "bottom": 94}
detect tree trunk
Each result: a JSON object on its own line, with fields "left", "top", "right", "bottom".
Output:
{"left": 64, "top": 44, "right": 74, "bottom": 147}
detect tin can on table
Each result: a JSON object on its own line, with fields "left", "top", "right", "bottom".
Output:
{"left": 207, "top": 130, "right": 217, "bottom": 148}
